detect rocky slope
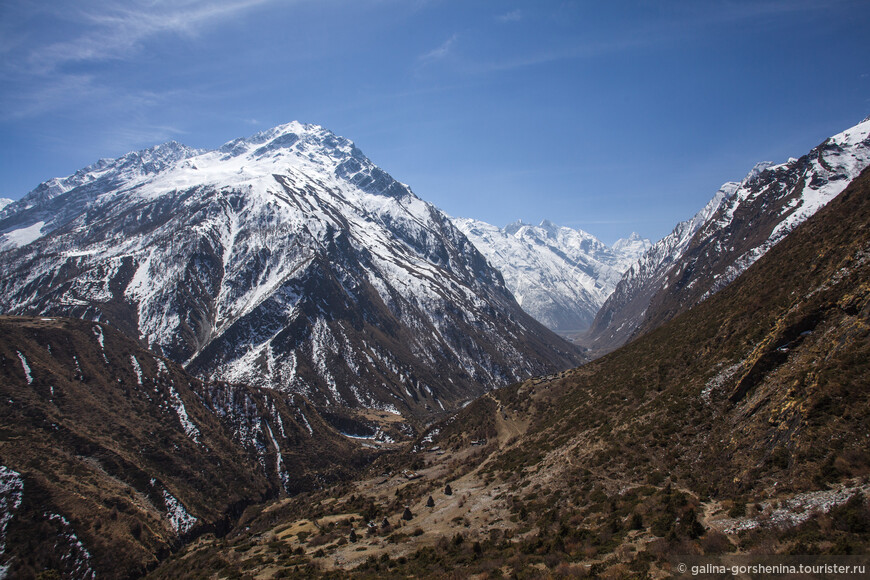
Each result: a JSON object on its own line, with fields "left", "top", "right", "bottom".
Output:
{"left": 452, "top": 218, "right": 649, "bottom": 332}
{"left": 0, "top": 315, "right": 368, "bottom": 579}
{"left": 0, "top": 123, "right": 580, "bottom": 419}
{"left": 584, "top": 117, "right": 870, "bottom": 353}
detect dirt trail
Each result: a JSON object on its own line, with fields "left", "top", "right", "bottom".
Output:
{"left": 270, "top": 391, "right": 541, "bottom": 572}
{"left": 485, "top": 391, "right": 528, "bottom": 446}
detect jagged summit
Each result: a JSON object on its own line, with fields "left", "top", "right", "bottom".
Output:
{"left": 538, "top": 219, "right": 562, "bottom": 236}
{"left": 0, "top": 140, "right": 204, "bottom": 249}
{"left": 217, "top": 121, "right": 355, "bottom": 164}
{"left": 612, "top": 232, "right": 652, "bottom": 265}
{"left": 503, "top": 219, "right": 527, "bottom": 235}
{"left": 1, "top": 121, "right": 407, "bottom": 231}
{"left": 741, "top": 161, "right": 775, "bottom": 185}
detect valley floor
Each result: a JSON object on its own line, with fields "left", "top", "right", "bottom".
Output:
{"left": 148, "top": 379, "right": 870, "bottom": 578}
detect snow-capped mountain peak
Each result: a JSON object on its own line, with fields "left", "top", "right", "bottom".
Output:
{"left": 612, "top": 232, "right": 653, "bottom": 266}
{"left": 0, "top": 122, "right": 579, "bottom": 418}
{"left": 503, "top": 219, "right": 527, "bottom": 235}
{"left": 218, "top": 121, "right": 350, "bottom": 162}
{"left": 742, "top": 161, "right": 775, "bottom": 186}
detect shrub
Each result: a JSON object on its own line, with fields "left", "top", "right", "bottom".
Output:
{"left": 651, "top": 514, "right": 673, "bottom": 537}
{"left": 728, "top": 501, "right": 746, "bottom": 518}
{"left": 830, "top": 493, "right": 869, "bottom": 533}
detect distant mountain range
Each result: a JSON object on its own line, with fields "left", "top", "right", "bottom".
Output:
{"left": 0, "top": 122, "right": 580, "bottom": 419}
{"left": 453, "top": 119, "right": 870, "bottom": 349}
{"left": 452, "top": 218, "right": 649, "bottom": 332}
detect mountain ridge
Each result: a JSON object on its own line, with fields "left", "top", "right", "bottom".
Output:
{"left": 0, "top": 315, "right": 372, "bottom": 578}
{"left": 583, "top": 117, "right": 870, "bottom": 354}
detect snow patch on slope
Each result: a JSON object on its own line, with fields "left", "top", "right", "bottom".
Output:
{"left": 44, "top": 512, "right": 95, "bottom": 579}
{"left": 16, "top": 352, "right": 32, "bottom": 384}
{"left": 717, "top": 483, "right": 869, "bottom": 534}
{"left": 92, "top": 325, "right": 109, "bottom": 364}
{"left": 130, "top": 355, "right": 143, "bottom": 387}
{"left": 162, "top": 489, "right": 197, "bottom": 535}
{"left": 1, "top": 221, "right": 44, "bottom": 249}
{"left": 166, "top": 384, "right": 201, "bottom": 443}
{"left": 0, "top": 466, "right": 23, "bottom": 579}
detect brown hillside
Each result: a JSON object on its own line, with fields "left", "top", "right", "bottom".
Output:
{"left": 0, "top": 316, "right": 369, "bottom": 579}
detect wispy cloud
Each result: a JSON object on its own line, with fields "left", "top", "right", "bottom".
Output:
{"left": 474, "top": 36, "right": 646, "bottom": 74}
{"left": 0, "top": 0, "right": 283, "bottom": 123}
{"left": 0, "top": 69, "right": 195, "bottom": 122}
{"left": 0, "top": 74, "right": 100, "bottom": 121}
{"left": 419, "top": 33, "right": 458, "bottom": 63}
{"left": 28, "top": 0, "right": 281, "bottom": 72}
{"left": 497, "top": 9, "right": 522, "bottom": 23}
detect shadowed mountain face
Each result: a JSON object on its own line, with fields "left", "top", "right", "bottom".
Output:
{"left": 0, "top": 122, "right": 581, "bottom": 419}
{"left": 0, "top": 316, "right": 366, "bottom": 579}
{"left": 152, "top": 168, "right": 870, "bottom": 578}
{"left": 583, "top": 118, "right": 870, "bottom": 355}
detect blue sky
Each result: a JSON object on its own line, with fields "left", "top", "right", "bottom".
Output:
{"left": 1, "top": 1, "right": 868, "bottom": 244}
